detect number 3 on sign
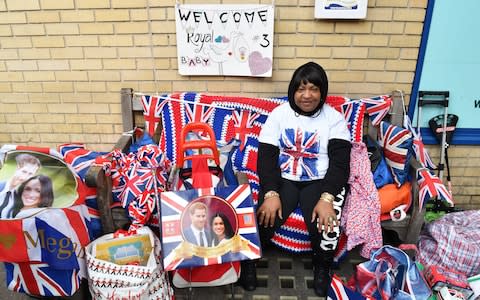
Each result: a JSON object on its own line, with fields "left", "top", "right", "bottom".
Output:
{"left": 260, "top": 34, "right": 270, "bottom": 48}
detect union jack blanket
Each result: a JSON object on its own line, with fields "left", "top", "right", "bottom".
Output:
{"left": 142, "top": 93, "right": 432, "bottom": 255}
{"left": 142, "top": 92, "right": 393, "bottom": 252}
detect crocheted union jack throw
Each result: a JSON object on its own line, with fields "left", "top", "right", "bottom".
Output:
{"left": 141, "top": 92, "right": 392, "bottom": 253}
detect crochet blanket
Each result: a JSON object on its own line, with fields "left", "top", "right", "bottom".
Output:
{"left": 141, "top": 92, "right": 392, "bottom": 253}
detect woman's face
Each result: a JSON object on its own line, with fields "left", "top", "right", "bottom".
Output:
{"left": 212, "top": 216, "right": 225, "bottom": 237}
{"left": 294, "top": 81, "right": 321, "bottom": 113}
{"left": 21, "top": 178, "right": 41, "bottom": 209}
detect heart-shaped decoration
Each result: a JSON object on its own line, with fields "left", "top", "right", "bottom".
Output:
{"left": 248, "top": 51, "right": 272, "bottom": 76}
{"left": 215, "top": 35, "right": 222, "bottom": 43}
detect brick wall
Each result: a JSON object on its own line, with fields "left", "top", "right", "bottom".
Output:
{"left": 0, "top": 0, "right": 479, "bottom": 208}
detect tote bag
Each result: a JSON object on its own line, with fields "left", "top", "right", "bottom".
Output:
{"left": 354, "top": 245, "right": 431, "bottom": 300}
{"left": 85, "top": 226, "right": 173, "bottom": 300}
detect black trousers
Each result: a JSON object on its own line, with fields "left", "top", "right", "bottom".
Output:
{"left": 258, "top": 178, "right": 346, "bottom": 255}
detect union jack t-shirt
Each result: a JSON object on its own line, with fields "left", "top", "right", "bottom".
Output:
{"left": 258, "top": 103, "right": 350, "bottom": 181}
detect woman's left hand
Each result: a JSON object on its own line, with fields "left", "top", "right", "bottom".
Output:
{"left": 311, "top": 200, "right": 337, "bottom": 233}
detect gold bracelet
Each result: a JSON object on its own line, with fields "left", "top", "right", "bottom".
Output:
{"left": 264, "top": 190, "right": 280, "bottom": 200}
{"left": 319, "top": 192, "right": 335, "bottom": 204}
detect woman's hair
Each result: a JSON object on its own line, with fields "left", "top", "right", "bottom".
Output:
{"left": 210, "top": 212, "right": 234, "bottom": 246}
{"left": 287, "top": 61, "right": 329, "bottom": 116}
{"left": 13, "top": 175, "right": 54, "bottom": 216}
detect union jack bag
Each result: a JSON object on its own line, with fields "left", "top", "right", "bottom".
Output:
{"left": 353, "top": 245, "right": 431, "bottom": 300}
{"left": 0, "top": 145, "right": 96, "bottom": 297}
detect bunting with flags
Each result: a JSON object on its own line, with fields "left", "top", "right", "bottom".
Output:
{"left": 103, "top": 144, "right": 168, "bottom": 230}
{"left": 140, "top": 95, "right": 168, "bottom": 137}
{"left": 362, "top": 95, "right": 393, "bottom": 126}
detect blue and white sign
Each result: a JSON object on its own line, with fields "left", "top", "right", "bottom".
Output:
{"left": 315, "top": 0, "right": 367, "bottom": 19}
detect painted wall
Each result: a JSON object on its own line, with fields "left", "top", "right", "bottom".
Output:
{"left": 411, "top": 0, "right": 480, "bottom": 145}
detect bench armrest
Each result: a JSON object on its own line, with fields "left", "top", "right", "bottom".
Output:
{"left": 86, "top": 165, "right": 116, "bottom": 234}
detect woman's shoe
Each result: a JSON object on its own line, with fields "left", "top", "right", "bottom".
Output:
{"left": 239, "top": 260, "right": 257, "bottom": 291}
{"left": 312, "top": 252, "right": 333, "bottom": 297}
{"left": 313, "top": 264, "right": 331, "bottom": 296}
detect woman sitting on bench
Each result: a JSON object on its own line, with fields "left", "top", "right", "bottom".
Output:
{"left": 240, "top": 62, "right": 351, "bottom": 297}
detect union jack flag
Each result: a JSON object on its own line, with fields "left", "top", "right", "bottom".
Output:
{"left": 404, "top": 116, "right": 437, "bottom": 170}
{"left": 340, "top": 100, "right": 366, "bottom": 142}
{"left": 4, "top": 262, "right": 81, "bottom": 297}
{"left": 141, "top": 95, "right": 167, "bottom": 137}
{"left": 362, "top": 95, "right": 392, "bottom": 126}
{"left": 417, "top": 168, "right": 454, "bottom": 209}
{"left": 184, "top": 99, "right": 216, "bottom": 125}
{"left": 279, "top": 128, "right": 320, "bottom": 180}
{"left": 58, "top": 143, "right": 106, "bottom": 179}
{"left": 160, "top": 184, "right": 261, "bottom": 271}
{"left": 231, "top": 109, "right": 262, "bottom": 151}
{"left": 58, "top": 143, "right": 108, "bottom": 220}
{"left": 378, "top": 121, "right": 413, "bottom": 186}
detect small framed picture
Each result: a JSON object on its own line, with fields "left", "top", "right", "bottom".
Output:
{"left": 315, "top": 0, "right": 368, "bottom": 19}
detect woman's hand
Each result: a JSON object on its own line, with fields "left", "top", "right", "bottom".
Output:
{"left": 311, "top": 200, "right": 337, "bottom": 233}
{"left": 257, "top": 196, "right": 282, "bottom": 228}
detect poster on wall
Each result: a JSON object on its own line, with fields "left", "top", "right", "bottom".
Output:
{"left": 175, "top": 4, "right": 274, "bottom": 77}
{"left": 314, "top": 0, "right": 367, "bottom": 19}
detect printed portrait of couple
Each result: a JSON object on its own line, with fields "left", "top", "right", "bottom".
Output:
{"left": 181, "top": 196, "right": 238, "bottom": 248}
{"left": 0, "top": 150, "right": 80, "bottom": 219}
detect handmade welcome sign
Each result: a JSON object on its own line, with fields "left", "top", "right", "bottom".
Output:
{"left": 175, "top": 4, "right": 274, "bottom": 77}
{"left": 160, "top": 184, "right": 261, "bottom": 271}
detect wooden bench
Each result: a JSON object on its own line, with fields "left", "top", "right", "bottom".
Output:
{"left": 86, "top": 88, "right": 425, "bottom": 245}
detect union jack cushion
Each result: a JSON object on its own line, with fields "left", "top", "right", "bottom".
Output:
{"left": 378, "top": 121, "right": 413, "bottom": 186}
